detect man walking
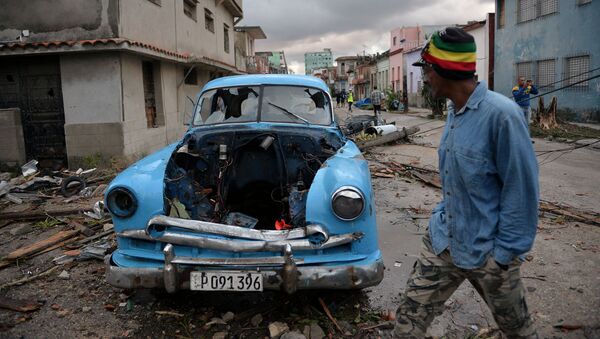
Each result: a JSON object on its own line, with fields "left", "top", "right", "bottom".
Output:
{"left": 347, "top": 89, "right": 354, "bottom": 112}
{"left": 512, "top": 77, "right": 538, "bottom": 123}
{"left": 393, "top": 27, "right": 539, "bottom": 339}
{"left": 371, "top": 86, "right": 385, "bottom": 124}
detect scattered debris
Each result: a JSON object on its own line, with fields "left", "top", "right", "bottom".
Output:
{"left": 553, "top": 322, "right": 583, "bottom": 331}
{"left": 21, "top": 160, "right": 39, "bottom": 177}
{"left": 4, "top": 229, "right": 80, "bottom": 261}
{"left": 303, "top": 323, "right": 325, "bottom": 339}
{"left": 268, "top": 321, "right": 290, "bottom": 338}
{"left": 539, "top": 200, "right": 600, "bottom": 227}
{"left": 212, "top": 332, "right": 228, "bottom": 339}
{"left": 57, "top": 270, "right": 71, "bottom": 280}
{"left": 0, "top": 296, "right": 43, "bottom": 312}
{"left": 318, "top": 297, "right": 343, "bottom": 333}
{"left": 280, "top": 331, "right": 307, "bottom": 339}
{"left": 0, "top": 207, "right": 92, "bottom": 222}
{"left": 250, "top": 313, "right": 263, "bottom": 327}
{"left": 0, "top": 265, "right": 59, "bottom": 290}
{"left": 155, "top": 310, "right": 185, "bottom": 317}
{"left": 84, "top": 201, "right": 106, "bottom": 220}
{"left": 82, "top": 306, "right": 92, "bottom": 313}
{"left": 356, "top": 126, "right": 420, "bottom": 150}
{"left": 222, "top": 311, "right": 235, "bottom": 323}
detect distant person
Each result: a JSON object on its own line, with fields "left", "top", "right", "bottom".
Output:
{"left": 394, "top": 27, "right": 539, "bottom": 339}
{"left": 335, "top": 91, "right": 342, "bottom": 108}
{"left": 370, "top": 86, "right": 385, "bottom": 123}
{"left": 347, "top": 90, "right": 354, "bottom": 112}
{"left": 512, "top": 77, "right": 538, "bottom": 123}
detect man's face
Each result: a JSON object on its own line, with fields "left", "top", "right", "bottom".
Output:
{"left": 423, "top": 64, "right": 443, "bottom": 99}
{"left": 518, "top": 77, "right": 525, "bottom": 86}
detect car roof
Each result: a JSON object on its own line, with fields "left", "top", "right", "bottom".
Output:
{"left": 201, "top": 74, "right": 330, "bottom": 93}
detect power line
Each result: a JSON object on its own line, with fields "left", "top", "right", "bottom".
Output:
{"left": 511, "top": 66, "right": 600, "bottom": 99}
{"left": 516, "top": 73, "right": 600, "bottom": 104}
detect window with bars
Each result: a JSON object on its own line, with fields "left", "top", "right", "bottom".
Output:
{"left": 517, "top": 0, "right": 558, "bottom": 23}
{"left": 205, "top": 8, "right": 214, "bottom": 33}
{"left": 517, "top": 0, "right": 537, "bottom": 22}
{"left": 516, "top": 62, "right": 533, "bottom": 82}
{"left": 224, "top": 24, "right": 230, "bottom": 54}
{"left": 538, "top": 0, "right": 558, "bottom": 16}
{"left": 566, "top": 55, "right": 590, "bottom": 88}
{"left": 183, "top": 0, "right": 197, "bottom": 21}
{"left": 536, "top": 59, "right": 555, "bottom": 88}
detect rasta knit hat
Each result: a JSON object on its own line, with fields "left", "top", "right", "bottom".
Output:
{"left": 413, "top": 27, "right": 476, "bottom": 80}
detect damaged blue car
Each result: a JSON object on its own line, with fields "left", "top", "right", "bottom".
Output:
{"left": 104, "top": 75, "right": 383, "bottom": 293}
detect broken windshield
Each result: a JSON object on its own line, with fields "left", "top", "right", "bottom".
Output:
{"left": 192, "top": 85, "right": 332, "bottom": 126}
{"left": 193, "top": 86, "right": 260, "bottom": 126}
{"left": 261, "top": 86, "right": 332, "bottom": 125}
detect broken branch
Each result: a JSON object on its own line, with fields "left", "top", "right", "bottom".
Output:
{"left": 318, "top": 297, "right": 343, "bottom": 333}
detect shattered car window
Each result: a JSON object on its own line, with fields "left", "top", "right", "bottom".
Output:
{"left": 193, "top": 86, "right": 260, "bottom": 125}
{"left": 261, "top": 86, "right": 332, "bottom": 125}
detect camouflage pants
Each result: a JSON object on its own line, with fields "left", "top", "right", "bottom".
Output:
{"left": 394, "top": 234, "right": 536, "bottom": 339}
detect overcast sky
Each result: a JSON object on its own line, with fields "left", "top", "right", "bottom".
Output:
{"left": 239, "top": 0, "right": 495, "bottom": 74}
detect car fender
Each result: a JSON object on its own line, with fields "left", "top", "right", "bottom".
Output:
{"left": 305, "top": 140, "right": 378, "bottom": 254}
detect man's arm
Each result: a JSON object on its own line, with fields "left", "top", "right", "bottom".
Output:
{"left": 493, "top": 111, "right": 539, "bottom": 265}
{"left": 529, "top": 85, "right": 539, "bottom": 95}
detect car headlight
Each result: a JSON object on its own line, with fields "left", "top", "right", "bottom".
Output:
{"left": 106, "top": 187, "right": 137, "bottom": 218}
{"left": 331, "top": 186, "right": 365, "bottom": 221}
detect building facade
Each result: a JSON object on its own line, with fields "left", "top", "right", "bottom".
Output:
{"left": 304, "top": 48, "right": 333, "bottom": 75}
{"left": 389, "top": 26, "right": 423, "bottom": 94}
{"left": 375, "top": 51, "right": 390, "bottom": 92}
{"left": 404, "top": 47, "right": 425, "bottom": 108}
{"left": 334, "top": 56, "right": 358, "bottom": 93}
{"left": 234, "top": 26, "right": 267, "bottom": 74}
{"left": 256, "top": 51, "right": 288, "bottom": 74}
{"left": 495, "top": 0, "right": 599, "bottom": 121}
{"left": 0, "top": 0, "right": 245, "bottom": 167}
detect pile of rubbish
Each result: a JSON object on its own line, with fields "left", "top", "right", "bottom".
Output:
{"left": 0, "top": 160, "right": 112, "bottom": 206}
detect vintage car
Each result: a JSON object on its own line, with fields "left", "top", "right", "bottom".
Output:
{"left": 104, "top": 74, "right": 383, "bottom": 293}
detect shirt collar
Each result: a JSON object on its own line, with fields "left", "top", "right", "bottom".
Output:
{"left": 449, "top": 81, "right": 487, "bottom": 116}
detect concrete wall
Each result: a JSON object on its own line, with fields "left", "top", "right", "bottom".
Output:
{"left": 118, "top": 0, "right": 177, "bottom": 51}
{"left": 495, "top": 0, "right": 600, "bottom": 120}
{"left": 0, "top": 0, "right": 118, "bottom": 42}
{"left": 0, "top": 108, "right": 26, "bottom": 165}
{"left": 120, "top": 53, "right": 185, "bottom": 157}
{"left": 60, "top": 53, "right": 125, "bottom": 163}
{"left": 60, "top": 53, "right": 123, "bottom": 124}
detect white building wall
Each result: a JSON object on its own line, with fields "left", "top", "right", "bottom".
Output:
{"left": 60, "top": 53, "right": 122, "bottom": 124}
{"left": 120, "top": 53, "right": 184, "bottom": 157}
{"left": 468, "top": 25, "right": 488, "bottom": 84}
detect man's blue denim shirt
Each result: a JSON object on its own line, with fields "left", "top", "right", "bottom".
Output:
{"left": 429, "top": 81, "right": 539, "bottom": 269}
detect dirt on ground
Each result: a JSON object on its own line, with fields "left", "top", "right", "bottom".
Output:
{"left": 0, "top": 108, "right": 599, "bottom": 339}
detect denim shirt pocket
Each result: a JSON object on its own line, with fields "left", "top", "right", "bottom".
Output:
{"left": 453, "top": 146, "right": 487, "bottom": 187}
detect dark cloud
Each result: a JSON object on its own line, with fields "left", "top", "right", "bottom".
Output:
{"left": 240, "top": 0, "right": 494, "bottom": 73}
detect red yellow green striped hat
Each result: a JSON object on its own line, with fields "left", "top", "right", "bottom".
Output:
{"left": 413, "top": 27, "right": 476, "bottom": 80}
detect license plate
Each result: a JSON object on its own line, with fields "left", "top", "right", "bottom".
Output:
{"left": 190, "top": 271, "right": 263, "bottom": 291}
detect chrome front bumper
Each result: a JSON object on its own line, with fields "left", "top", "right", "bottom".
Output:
{"left": 107, "top": 215, "right": 383, "bottom": 293}
{"left": 105, "top": 252, "right": 384, "bottom": 293}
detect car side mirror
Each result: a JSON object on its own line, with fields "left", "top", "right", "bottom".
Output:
{"left": 184, "top": 96, "right": 195, "bottom": 126}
